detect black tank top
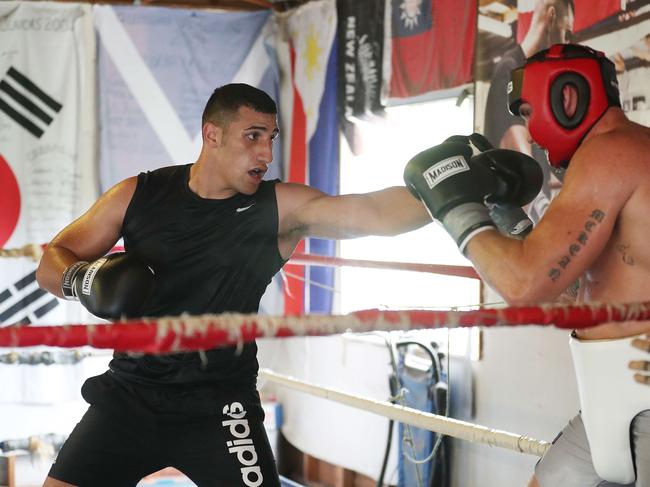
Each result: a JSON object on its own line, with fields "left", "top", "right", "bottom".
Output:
{"left": 109, "top": 164, "right": 285, "bottom": 387}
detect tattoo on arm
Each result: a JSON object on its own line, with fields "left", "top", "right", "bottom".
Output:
{"left": 548, "top": 209, "right": 605, "bottom": 283}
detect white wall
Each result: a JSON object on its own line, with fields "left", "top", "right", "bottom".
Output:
{"left": 257, "top": 335, "right": 402, "bottom": 484}
{"left": 453, "top": 326, "right": 579, "bottom": 487}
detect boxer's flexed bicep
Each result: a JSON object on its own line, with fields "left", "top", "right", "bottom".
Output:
{"left": 37, "top": 177, "right": 138, "bottom": 297}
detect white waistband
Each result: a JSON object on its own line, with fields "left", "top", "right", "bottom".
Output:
{"left": 569, "top": 335, "right": 650, "bottom": 483}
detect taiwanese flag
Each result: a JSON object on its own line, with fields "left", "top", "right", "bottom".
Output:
{"left": 389, "top": 0, "right": 476, "bottom": 99}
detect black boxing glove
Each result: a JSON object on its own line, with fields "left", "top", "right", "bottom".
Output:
{"left": 443, "top": 133, "right": 543, "bottom": 207}
{"left": 404, "top": 141, "right": 497, "bottom": 254}
{"left": 472, "top": 150, "right": 543, "bottom": 208}
{"left": 449, "top": 133, "right": 538, "bottom": 239}
{"left": 61, "top": 252, "right": 154, "bottom": 320}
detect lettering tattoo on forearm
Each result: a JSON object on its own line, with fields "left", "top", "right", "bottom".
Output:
{"left": 616, "top": 243, "right": 635, "bottom": 266}
{"left": 548, "top": 209, "right": 605, "bottom": 283}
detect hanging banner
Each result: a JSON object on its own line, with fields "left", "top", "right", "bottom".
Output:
{"left": 0, "top": 1, "right": 98, "bottom": 408}
{"left": 336, "top": 0, "right": 385, "bottom": 120}
{"left": 275, "top": 0, "right": 339, "bottom": 315}
{"left": 0, "top": 1, "right": 96, "bottom": 328}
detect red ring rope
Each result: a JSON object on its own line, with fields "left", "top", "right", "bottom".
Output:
{"left": 26, "top": 245, "right": 479, "bottom": 280}
{"left": 2, "top": 302, "right": 649, "bottom": 353}
{"left": 289, "top": 252, "right": 479, "bottom": 279}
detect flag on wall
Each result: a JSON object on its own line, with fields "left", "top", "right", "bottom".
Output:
{"left": 0, "top": 1, "right": 98, "bottom": 408}
{"left": 275, "top": 0, "right": 339, "bottom": 315}
{"left": 0, "top": 1, "right": 96, "bottom": 328}
{"left": 572, "top": 0, "right": 620, "bottom": 32}
{"left": 337, "top": 0, "right": 385, "bottom": 120}
{"left": 389, "top": 0, "right": 475, "bottom": 99}
{"left": 94, "top": 5, "right": 282, "bottom": 191}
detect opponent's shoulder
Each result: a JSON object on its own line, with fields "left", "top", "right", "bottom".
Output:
{"left": 573, "top": 124, "right": 648, "bottom": 175}
{"left": 563, "top": 124, "right": 647, "bottom": 209}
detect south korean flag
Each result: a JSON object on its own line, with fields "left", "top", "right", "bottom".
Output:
{"left": 0, "top": 1, "right": 97, "bottom": 327}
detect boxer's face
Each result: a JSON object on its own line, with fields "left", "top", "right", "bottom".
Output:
{"left": 209, "top": 106, "right": 279, "bottom": 195}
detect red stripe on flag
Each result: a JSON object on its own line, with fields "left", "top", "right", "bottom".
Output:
{"left": 284, "top": 44, "right": 307, "bottom": 316}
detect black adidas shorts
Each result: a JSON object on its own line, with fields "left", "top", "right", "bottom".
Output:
{"left": 48, "top": 372, "right": 280, "bottom": 487}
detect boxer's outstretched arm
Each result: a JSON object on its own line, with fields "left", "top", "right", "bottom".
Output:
{"left": 36, "top": 178, "right": 137, "bottom": 298}
{"left": 276, "top": 183, "right": 431, "bottom": 259}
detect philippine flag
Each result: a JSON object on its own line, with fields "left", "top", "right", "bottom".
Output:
{"left": 275, "top": 0, "right": 339, "bottom": 315}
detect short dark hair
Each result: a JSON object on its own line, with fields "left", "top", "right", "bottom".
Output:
{"left": 201, "top": 83, "right": 277, "bottom": 128}
{"left": 558, "top": 0, "right": 574, "bottom": 16}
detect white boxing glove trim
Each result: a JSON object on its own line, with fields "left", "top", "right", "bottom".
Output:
{"left": 80, "top": 258, "right": 108, "bottom": 296}
{"left": 61, "top": 261, "right": 89, "bottom": 301}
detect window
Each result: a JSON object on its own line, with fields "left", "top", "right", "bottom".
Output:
{"left": 338, "top": 97, "right": 480, "bottom": 358}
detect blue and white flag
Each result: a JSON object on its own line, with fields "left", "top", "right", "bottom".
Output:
{"left": 94, "top": 5, "right": 282, "bottom": 190}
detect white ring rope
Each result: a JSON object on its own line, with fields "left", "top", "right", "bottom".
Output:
{"left": 259, "top": 368, "right": 551, "bottom": 457}
{"left": 0, "top": 244, "right": 43, "bottom": 261}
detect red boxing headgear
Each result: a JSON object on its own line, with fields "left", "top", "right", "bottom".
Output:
{"left": 508, "top": 44, "right": 620, "bottom": 168}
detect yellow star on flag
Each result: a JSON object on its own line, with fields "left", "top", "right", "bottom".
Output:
{"left": 302, "top": 25, "right": 323, "bottom": 81}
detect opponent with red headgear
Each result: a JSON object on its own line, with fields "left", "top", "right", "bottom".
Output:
{"left": 405, "top": 43, "right": 650, "bottom": 486}
{"left": 508, "top": 43, "right": 621, "bottom": 169}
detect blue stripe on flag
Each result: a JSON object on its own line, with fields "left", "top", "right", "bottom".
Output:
{"left": 307, "top": 36, "right": 339, "bottom": 314}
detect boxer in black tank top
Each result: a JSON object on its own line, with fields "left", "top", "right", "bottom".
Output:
{"left": 37, "top": 83, "right": 431, "bottom": 487}
{"left": 48, "top": 163, "right": 284, "bottom": 487}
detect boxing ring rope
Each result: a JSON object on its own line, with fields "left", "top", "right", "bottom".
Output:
{"left": 2, "top": 301, "right": 650, "bottom": 352}
{"left": 0, "top": 244, "right": 44, "bottom": 261}
{"left": 1, "top": 244, "right": 644, "bottom": 461}
{"left": 3, "top": 244, "right": 648, "bottom": 465}
{"left": 258, "top": 368, "right": 550, "bottom": 457}
{"left": 287, "top": 252, "right": 480, "bottom": 279}
{"left": 0, "top": 244, "right": 480, "bottom": 279}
